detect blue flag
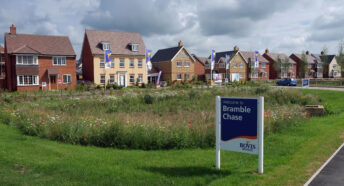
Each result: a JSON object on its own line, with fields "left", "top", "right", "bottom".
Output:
{"left": 225, "top": 54, "right": 231, "bottom": 69}
{"left": 211, "top": 50, "right": 216, "bottom": 70}
{"left": 146, "top": 49, "right": 152, "bottom": 62}
{"left": 254, "top": 51, "right": 259, "bottom": 68}
{"left": 105, "top": 50, "right": 111, "bottom": 62}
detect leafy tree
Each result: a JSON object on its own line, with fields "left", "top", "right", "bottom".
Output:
{"left": 320, "top": 47, "right": 328, "bottom": 77}
{"left": 337, "top": 40, "right": 344, "bottom": 77}
{"left": 274, "top": 56, "right": 291, "bottom": 78}
{"left": 299, "top": 52, "right": 307, "bottom": 78}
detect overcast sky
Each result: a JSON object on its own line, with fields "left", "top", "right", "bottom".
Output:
{"left": 1, "top": 0, "right": 344, "bottom": 58}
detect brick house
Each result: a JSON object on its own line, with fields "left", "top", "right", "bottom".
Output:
{"left": 81, "top": 29, "right": 147, "bottom": 87}
{"left": 240, "top": 51, "right": 270, "bottom": 80}
{"left": 4, "top": 24, "right": 76, "bottom": 92}
{"left": 205, "top": 46, "right": 248, "bottom": 82}
{"left": 263, "top": 49, "right": 297, "bottom": 79}
{"left": 191, "top": 54, "right": 206, "bottom": 81}
{"left": 0, "top": 45, "right": 5, "bottom": 89}
{"left": 151, "top": 41, "right": 196, "bottom": 82}
{"left": 290, "top": 51, "right": 321, "bottom": 78}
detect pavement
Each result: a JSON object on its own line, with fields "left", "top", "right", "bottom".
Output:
{"left": 272, "top": 85, "right": 344, "bottom": 91}
{"left": 305, "top": 143, "right": 344, "bottom": 186}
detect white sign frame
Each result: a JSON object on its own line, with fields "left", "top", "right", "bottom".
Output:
{"left": 216, "top": 96, "right": 264, "bottom": 174}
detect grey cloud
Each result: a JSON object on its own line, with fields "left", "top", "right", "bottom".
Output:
{"left": 309, "top": 13, "right": 344, "bottom": 42}
{"left": 81, "top": 0, "right": 196, "bottom": 36}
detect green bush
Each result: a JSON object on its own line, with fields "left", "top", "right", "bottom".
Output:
{"left": 143, "top": 94, "right": 154, "bottom": 104}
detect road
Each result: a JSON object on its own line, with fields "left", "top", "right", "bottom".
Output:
{"left": 272, "top": 85, "right": 344, "bottom": 91}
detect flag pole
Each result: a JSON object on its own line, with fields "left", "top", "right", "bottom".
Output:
{"left": 104, "top": 50, "right": 106, "bottom": 92}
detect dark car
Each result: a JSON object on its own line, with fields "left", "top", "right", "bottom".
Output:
{"left": 276, "top": 78, "right": 297, "bottom": 86}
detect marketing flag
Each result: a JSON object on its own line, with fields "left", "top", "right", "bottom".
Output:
{"left": 254, "top": 51, "right": 259, "bottom": 68}
{"left": 211, "top": 50, "right": 216, "bottom": 70}
{"left": 225, "top": 54, "right": 231, "bottom": 69}
{"left": 146, "top": 49, "right": 152, "bottom": 71}
{"left": 156, "top": 71, "right": 162, "bottom": 86}
{"left": 105, "top": 50, "right": 112, "bottom": 69}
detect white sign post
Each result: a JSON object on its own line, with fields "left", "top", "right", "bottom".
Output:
{"left": 216, "top": 96, "right": 264, "bottom": 174}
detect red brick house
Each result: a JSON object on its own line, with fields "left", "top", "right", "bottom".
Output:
{"left": 191, "top": 54, "right": 206, "bottom": 81}
{"left": 4, "top": 24, "right": 76, "bottom": 92}
{"left": 240, "top": 51, "right": 270, "bottom": 80}
{"left": 290, "top": 51, "right": 322, "bottom": 78}
{"left": 263, "top": 49, "right": 297, "bottom": 79}
{"left": 0, "top": 45, "right": 5, "bottom": 89}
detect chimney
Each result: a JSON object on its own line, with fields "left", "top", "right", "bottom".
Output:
{"left": 234, "top": 45, "right": 239, "bottom": 51}
{"left": 265, "top": 48, "right": 269, "bottom": 54}
{"left": 178, "top": 40, "right": 183, "bottom": 47}
{"left": 321, "top": 51, "right": 324, "bottom": 55}
{"left": 10, "top": 24, "right": 16, "bottom": 35}
{"left": 306, "top": 51, "right": 309, "bottom": 55}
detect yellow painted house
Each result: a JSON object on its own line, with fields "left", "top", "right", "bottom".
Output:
{"left": 81, "top": 29, "right": 147, "bottom": 87}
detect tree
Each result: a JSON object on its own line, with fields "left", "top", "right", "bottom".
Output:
{"left": 299, "top": 52, "right": 307, "bottom": 78}
{"left": 274, "top": 55, "right": 291, "bottom": 78}
{"left": 337, "top": 40, "right": 344, "bottom": 77}
{"left": 320, "top": 47, "right": 328, "bottom": 77}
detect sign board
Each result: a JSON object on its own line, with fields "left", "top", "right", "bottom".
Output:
{"left": 58, "top": 79, "right": 62, "bottom": 84}
{"left": 225, "top": 78, "right": 229, "bottom": 83}
{"left": 42, "top": 82, "right": 46, "bottom": 87}
{"left": 216, "top": 96, "right": 264, "bottom": 173}
{"left": 213, "top": 73, "right": 223, "bottom": 83}
{"left": 302, "top": 79, "right": 310, "bottom": 87}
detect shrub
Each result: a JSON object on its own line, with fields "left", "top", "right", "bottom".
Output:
{"left": 143, "top": 94, "right": 154, "bottom": 104}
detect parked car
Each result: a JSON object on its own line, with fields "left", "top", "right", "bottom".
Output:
{"left": 276, "top": 78, "right": 297, "bottom": 86}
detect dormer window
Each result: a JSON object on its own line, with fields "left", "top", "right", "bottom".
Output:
{"left": 131, "top": 43, "right": 139, "bottom": 52}
{"left": 102, "top": 42, "right": 110, "bottom": 51}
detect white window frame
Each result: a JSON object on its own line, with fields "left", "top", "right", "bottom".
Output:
{"left": 131, "top": 44, "right": 139, "bottom": 52}
{"left": 177, "top": 74, "right": 182, "bottom": 80}
{"left": 129, "top": 75, "right": 135, "bottom": 83}
{"left": 130, "top": 59, "right": 135, "bottom": 67}
{"left": 333, "top": 64, "right": 337, "bottom": 70}
{"left": 100, "top": 75, "right": 105, "bottom": 84}
{"left": 138, "top": 74, "right": 143, "bottom": 83}
{"left": 53, "top": 56, "right": 66, "bottom": 66}
{"left": 290, "top": 64, "right": 294, "bottom": 68}
{"left": 100, "top": 60, "right": 105, "bottom": 68}
{"left": 264, "top": 72, "right": 267, "bottom": 77}
{"left": 16, "top": 55, "right": 38, "bottom": 65}
{"left": 103, "top": 43, "right": 110, "bottom": 51}
{"left": 184, "top": 73, "right": 190, "bottom": 80}
{"left": 184, "top": 61, "right": 190, "bottom": 67}
{"left": 176, "top": 61, "right": 182, "bottom": 67}
{"left": 261, "top": 63, "right": 266, "bottom": 68}
{"left": 110, "top": 60, "right": 114, "bottom": 68}
{"left": 120, "top": 59, "right": 125, "bottom": 67}
{"left": 317, "top": 64, "right": 322, "bottom": 69}
{"left": 109, "top": 75, "right": 115, "bottom": 84}
{"left": 17, "top": 75, "right": 39, "bottom": 86}
{"left": 239, "top": 73, "right": 244, "bottom": 78}
{"left": 138, "top": 60, "right": 142, "bottom": 67}
{"left": 62, "top": 74, "right": 72, "bottom": 84}
{"left": 239, "top": 63, "right": 243, "bottom": 68}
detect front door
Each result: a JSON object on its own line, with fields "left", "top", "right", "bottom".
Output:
{"left": 119, "top": 74, "right": 126, "bottom": 87}
{"left": 50, "top": 75, "right": 57, "bottom": 90}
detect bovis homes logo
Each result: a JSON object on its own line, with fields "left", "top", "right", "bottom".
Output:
{"left": 240, "top": 141, "right": 256, "bottom": 152}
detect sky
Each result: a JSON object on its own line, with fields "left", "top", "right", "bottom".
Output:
{"left": 1, "top": 0, "right": 344, "bottom": 58}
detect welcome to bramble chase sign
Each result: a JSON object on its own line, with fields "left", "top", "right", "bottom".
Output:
{"left": 215, "top": 96, "right": 264, "bottom": 173}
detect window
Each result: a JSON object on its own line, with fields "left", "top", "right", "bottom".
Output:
{"left": 131, "top": 44, "right": 139, "bottom": 52}
{"left": 177, "top": 74, "right": 182, "bottom": 80}
{"left": 177, "top": 61, "right": 182, "bottom": 67}
{"left": 111, "top": 60, "right": 114, "bottom": 68}
{"left": 100, "top": 75, "right": 105, "bottom": 84}
{"left": 184, "top": 74, "right": 189, "bottom": 80}
{"left": 239, "top": 73, "right": 244, "bottom": 78}
{"left": 317, "top": 64, "right": 322, "bottom": 68}
{"left": 103, "top": 43, "right": 110, "bottom": 51}
{"left": 308, "top": 64, "right": 312, "bottom": 68}
{"left": 264, "top": 72, "right": 267, "bottom": 77}
{"left": 233, "top": 63, "right": 237, "bottom": 68}
{"left": 63, "top": 74, "right": 72, "bottom": 84}
{"left": 100, "top": 60, "right": 105, "bottom": 67}
{"left": 333, "top": 64, "right": 337, "bottom": 69}
{"left": 261, "top": 63, "right": 266, "bottom": 68}
{"left": 317, "top": 72, "right": 322, "bottom": 77}
{"left": 130, "top": 74, "right": 135, "bottom": 83}
{"left": 239, "top": 63, "right": 243, "bottom": 68}
{"left": 184, "top": 61, "right": 190, "bottom": 67}
{"left": 53, "top": 56, "right": 66, "bottom": 65}
{"left": 138, "top": 60, "right": 142, "bottom": 67}
{"left": 109, "top": 75, "right": 115, "bottom": 84}
{"left": 334, "top": 71, "right": 338, "bottom": 76}
{"left": 292, "top": 72, "right": 295, "bottom": 77}
{"left": 219, "top": 63, "right": 225, "bottom": 68}
{"left": 290, "top": 64, "right": 294, "bottom": 68}
{"left": 120, "top": 59, "right": 125, "bottom": 67}
{"left": 17, "top": 55, "right": 38, "bottom": 65}
{"left": 130, "top": 59, "right": 134, "bottom": 67}
{"left": 251, "top": 72, "right": 258, "bottom": 78}
{"left": 138, "top": 74, "right": 143, "bottom": 83}
{"left": 17, "top": 75, "right": 39, "bottom": 86}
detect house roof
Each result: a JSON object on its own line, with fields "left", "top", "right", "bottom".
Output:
{"left": 85, "top": 29, "right": 146, "bottom": 56}
{"left": 211, "top": 51, "right": 238, "bottom": 63}
{"left": 191, "top": 54, "right": 207, "bottom": 65}
{"left": 5, "top": 33, "right": 75, "bottom": 56}
{"left": 311, "top": 54, "right": 323, "bottom": 64}
{"left": 240, "top": 51, "right": 269, "bottom": 64}
{"left": 151, "top": 46, "right": 182, "bottom": 62}
{"left": 292, "top": 53, "right": 317, "bottom": 64}
{"left": 264, "top": 52, "right": 296, "bottom": 64}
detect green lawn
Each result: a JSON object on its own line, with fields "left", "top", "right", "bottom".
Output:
{"left": 1, "top": 89, "right": 344, "bottom": 185}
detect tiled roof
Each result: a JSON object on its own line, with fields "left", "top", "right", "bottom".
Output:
{"left": 212, "top": 51, "right": 238, "bottom": 63}
{"left": 85, "top": 29, "right": 146, "bottom": 56}
{"left": 192, "top": 54, "right": 207, "bottom": 65}
{"left": 240, "top": 51, "right": 269, "bottom": 64}
{"left": 264, "top": 52, "right": 296, "bottom": 64}
{"left": 322, "top": 55, "right": 336, "bottom": 64}
{"left": 151, "top": 46, "right": 182, "bottom": 62}
{"left": 292, "top": 53, "right": 317, "bottom": 64}
{"left": 5, "top": 33, "right": 75, "bottom": 56}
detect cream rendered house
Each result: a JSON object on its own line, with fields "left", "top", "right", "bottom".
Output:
{"left": 81, "top": 29, "right": 147, "bottom": 87}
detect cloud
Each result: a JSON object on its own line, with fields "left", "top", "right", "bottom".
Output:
{"left": 81, "top": 0, "right": 197, "bottom": 36}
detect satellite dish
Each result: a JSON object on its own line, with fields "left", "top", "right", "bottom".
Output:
{"left": 147, "top": 61, "right": 152, "bottom": 71}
